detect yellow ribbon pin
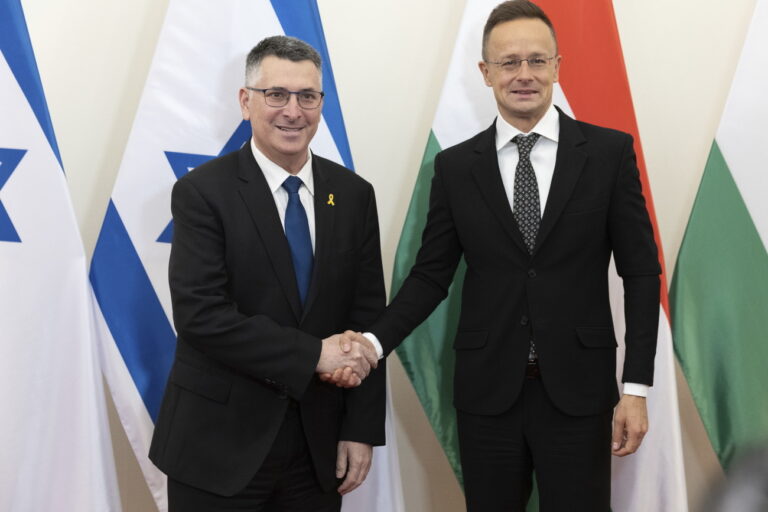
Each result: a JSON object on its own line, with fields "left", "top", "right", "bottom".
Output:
{"left": 327, "top": 193, "right": 335, "bottom": 206}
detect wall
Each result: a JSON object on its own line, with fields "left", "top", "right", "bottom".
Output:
{"left": 22, "top": 0, "right": 756, "bottom": 510}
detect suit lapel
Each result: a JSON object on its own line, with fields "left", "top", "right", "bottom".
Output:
{"left": 534, "top": 109, "right": 587, "bottom": 255}
{"left": 235, "top": 146, "right": 303, "bottom": 322}
{"left": 470, "top": 123, "right": 529, "bottom": 254}
{"left": 300, "top": 155, "right": 334, "bottom": 322}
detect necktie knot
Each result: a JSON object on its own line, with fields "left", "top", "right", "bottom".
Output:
{"left": 282, "top": 175, "right": 303, "bottom": 195}
{"left": 512, "top": 133, "right": 540, "bottom": 158}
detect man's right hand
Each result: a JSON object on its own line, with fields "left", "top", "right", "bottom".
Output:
{"left": 319, "top": 331, "right": 379, "bottom": 387}
{"left": 316, "top": 333, "right": 378, "bottom": 388}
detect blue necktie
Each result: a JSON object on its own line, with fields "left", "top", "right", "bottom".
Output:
{"left": 282, "top": 176, "right": 313, "bottom": 305}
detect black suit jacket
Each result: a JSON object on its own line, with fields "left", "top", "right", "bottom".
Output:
{"left": 149, "top": 144, "right": 387, "bottom": 496}
{"left": 371, "top": 108, "right": 660, "bottom": 417}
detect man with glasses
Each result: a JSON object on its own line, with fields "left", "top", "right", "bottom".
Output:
{"left": 149, "top": 35, "right": 386, "bottom": 512}
{"left": 330, "top": 1, "right": 661, "bottom": 510}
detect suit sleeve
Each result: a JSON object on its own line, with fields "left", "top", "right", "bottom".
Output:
{"left": 340, "top": 186, "right": 387, "bottom": 445}
{"left": 608, "top": 134, "right": 661, "bottom": 386}
{"left": 371, "top": 152, "right": 464, "bottom": 356}
{"left": 169, "top": 177, "right": 320, "bottom": 400}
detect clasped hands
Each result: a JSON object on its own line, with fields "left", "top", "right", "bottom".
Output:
{"left": 316, "top": 330, "right": 377, "bottom": 388}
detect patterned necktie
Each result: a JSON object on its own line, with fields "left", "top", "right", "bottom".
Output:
{"left": 282, "top": 176, "right": 313, "bottom": 306}
{"left": 512, "top": 133, "right": 541, "bottom": 362}
{"left": 512, "top": 133, "right": 541, "bottom": 254}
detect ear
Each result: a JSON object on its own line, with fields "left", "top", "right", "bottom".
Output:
{"left": 478, "top": 60, "right": 492, "bottom": 87}
{"left": 238, "top": 88, "right": 251, "bottom": 120}
{"left": 553, "top": 54, "right": 562, "bottom": 83}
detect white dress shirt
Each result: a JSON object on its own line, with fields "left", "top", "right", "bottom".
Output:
{"left": 250, "top": 138, "right": 315, "bottom": 252}
{"left": 364, "top": 106, "right": 646, "bottom": 397}
{"left": 496, "top": 103, "right": 560, "bottom": 216}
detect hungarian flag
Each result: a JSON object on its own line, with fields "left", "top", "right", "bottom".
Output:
{"left": 0, "top": 1, "right": 120, "bottom": 510}
{"left": 391, "top": 1, "right": 687, "bottom": 510}
{"left": 671, "top": 0, "right": 768, "bottom": 471}
{"left": 88, "top": 1, "right": 404, "bottom": 510}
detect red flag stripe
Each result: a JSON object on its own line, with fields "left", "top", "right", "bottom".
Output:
{"left": 538, "top": 0, "right": 670, "bottom": 316}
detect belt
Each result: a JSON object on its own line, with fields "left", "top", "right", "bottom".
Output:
{"left": 525, "top": 359, "right": 540, "bottom": 379}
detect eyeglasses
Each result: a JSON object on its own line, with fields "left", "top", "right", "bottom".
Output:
{"left": 245, "top": 87, "right": 325, "bottom": 109}
{"left": 485, "top": 56, "right": 556, "bottom": 73}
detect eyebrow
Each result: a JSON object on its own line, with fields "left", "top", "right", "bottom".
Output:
{"left": 499, "top": 52, "right": 548, "bottom": 59}
{"left": 266, "top": 86, "right": 320, "bottom": 92}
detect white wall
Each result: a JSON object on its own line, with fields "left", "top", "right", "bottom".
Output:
{"left": 22, "top": 0, "right": 756, "bottom": 510}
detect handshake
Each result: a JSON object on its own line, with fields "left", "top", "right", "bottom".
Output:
{"left": 316, "top": 331, "right": 379, "bottom": 388}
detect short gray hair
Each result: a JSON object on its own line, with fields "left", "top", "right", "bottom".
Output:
{"left": 245, "top": 36, "right": 322, "bottom": 85}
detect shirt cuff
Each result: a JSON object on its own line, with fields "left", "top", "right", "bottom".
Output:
{"left": 363, "top": 332, "right": 384, "bottom": 360}
{"left": 622, "top": 382, "right": 649, "bottom": 397}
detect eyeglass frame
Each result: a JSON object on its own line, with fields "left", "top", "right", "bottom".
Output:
{"left": 245, "top": 87, "right": 325, "bottom": 109}
{"left": 484, "top": 55, "right": 557, "bottom": 72}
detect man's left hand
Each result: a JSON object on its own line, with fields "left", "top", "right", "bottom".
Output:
{"left": 336, "top": 440, "right": 373, "bottom": 495}
{"left": 612, "top": 394, "right": 648, "bottom": 457}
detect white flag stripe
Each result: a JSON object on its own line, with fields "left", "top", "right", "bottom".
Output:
{"left": 611, "top": 271, "right": 688, "bottom": 511}
{"left": 93, "top": 289, "right": 168, "bottom": 510}
{"left": 0, "top": 20, "right": 120, "bottom": 512}
{"left": 0, "top": 56, "right": 80, "bottom": 253}
{"left": 716, "top": 0, "right": 768, "bottom": 247}
{"left": 340, "top": 374, "right": 407, "bottom": 511}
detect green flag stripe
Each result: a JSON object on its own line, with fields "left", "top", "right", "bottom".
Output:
{"left": 671, "top": 140, "right": 768, "bottom": 469}
{"left": 392, "top": 130, "right": 465, "bottom": 486}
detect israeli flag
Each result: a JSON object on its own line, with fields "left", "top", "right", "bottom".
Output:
{"left": 89, "top": 1, "right": 404, "bottom": 510}
{"left": 0, "top": 1, "right": 120, "bottom": 510}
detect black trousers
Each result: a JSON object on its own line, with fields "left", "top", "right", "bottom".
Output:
{"left": 168, "top": 402, "right": 341, "bottom": 512}
{"left": 457, "top": 374, "right": 613, "bottom": 512}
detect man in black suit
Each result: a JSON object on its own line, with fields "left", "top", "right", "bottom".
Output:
{"left": 149, "top": 36, "right": 386, "bottom": 511}
{"left": 328, "top": 1, "right": 660, "bottom": 510}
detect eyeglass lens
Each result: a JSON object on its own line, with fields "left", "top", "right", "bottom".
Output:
{"left": 264, "top": 89, "right": 322, "bottom": 108}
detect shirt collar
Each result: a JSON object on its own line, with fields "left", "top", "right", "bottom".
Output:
{"left": 495, "top": 103, "right": 560, "bottom": 151}
{"left": 250, "top": 138, "right": 314, "bottom": 197}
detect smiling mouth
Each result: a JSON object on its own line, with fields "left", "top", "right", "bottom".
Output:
{"left": 277, "top": 126, "right": 303, "bottom": 132}
{"left": 512, "top": 90, "right": 538, "bottom": 96}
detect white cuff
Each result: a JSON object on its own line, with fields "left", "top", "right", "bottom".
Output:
{"left": 363, "top": 332, "right": 384, "bottom": 360}
{"left": 622, "top": 382, "right": 649, "bottom": 397}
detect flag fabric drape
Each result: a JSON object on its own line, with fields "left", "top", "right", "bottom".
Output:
{"left": 89, "top": 1, "right": 403, "bottom": 510}
{"left": 0, "top": 1, "right": 121, "bottom": 510}
{"left": 391, "top": 1, "right": 687, "bottom": 510}
{"left": 671, "top": 0, "right": 768, "bottom": 471}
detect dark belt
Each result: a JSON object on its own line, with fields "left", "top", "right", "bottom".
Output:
{"left": 526, "top": 359, "right": 540, "bottom": 379}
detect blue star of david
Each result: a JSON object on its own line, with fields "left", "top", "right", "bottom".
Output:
{"left": 157, "top": 121, "right": 252, "bottom": 243}
{"left": 0, "top": 147, "right": 27, "bottom": 243}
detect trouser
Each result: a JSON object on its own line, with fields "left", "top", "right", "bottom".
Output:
{"left": 457, "top": 366, "right": 613, "bottom": 512}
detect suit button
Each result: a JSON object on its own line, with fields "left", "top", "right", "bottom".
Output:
{"left": 520, "top": 315, "right": 529, "bottom": 326}
{"left": 528, "top": 269, "right": 537, "bottom": 278}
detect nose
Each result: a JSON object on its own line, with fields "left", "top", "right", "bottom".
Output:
{"left": 515, "top": 60, "right": 534, "bottom": 81}
{"left": 282, "top": 93, "right": 302, "bottom": 117}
